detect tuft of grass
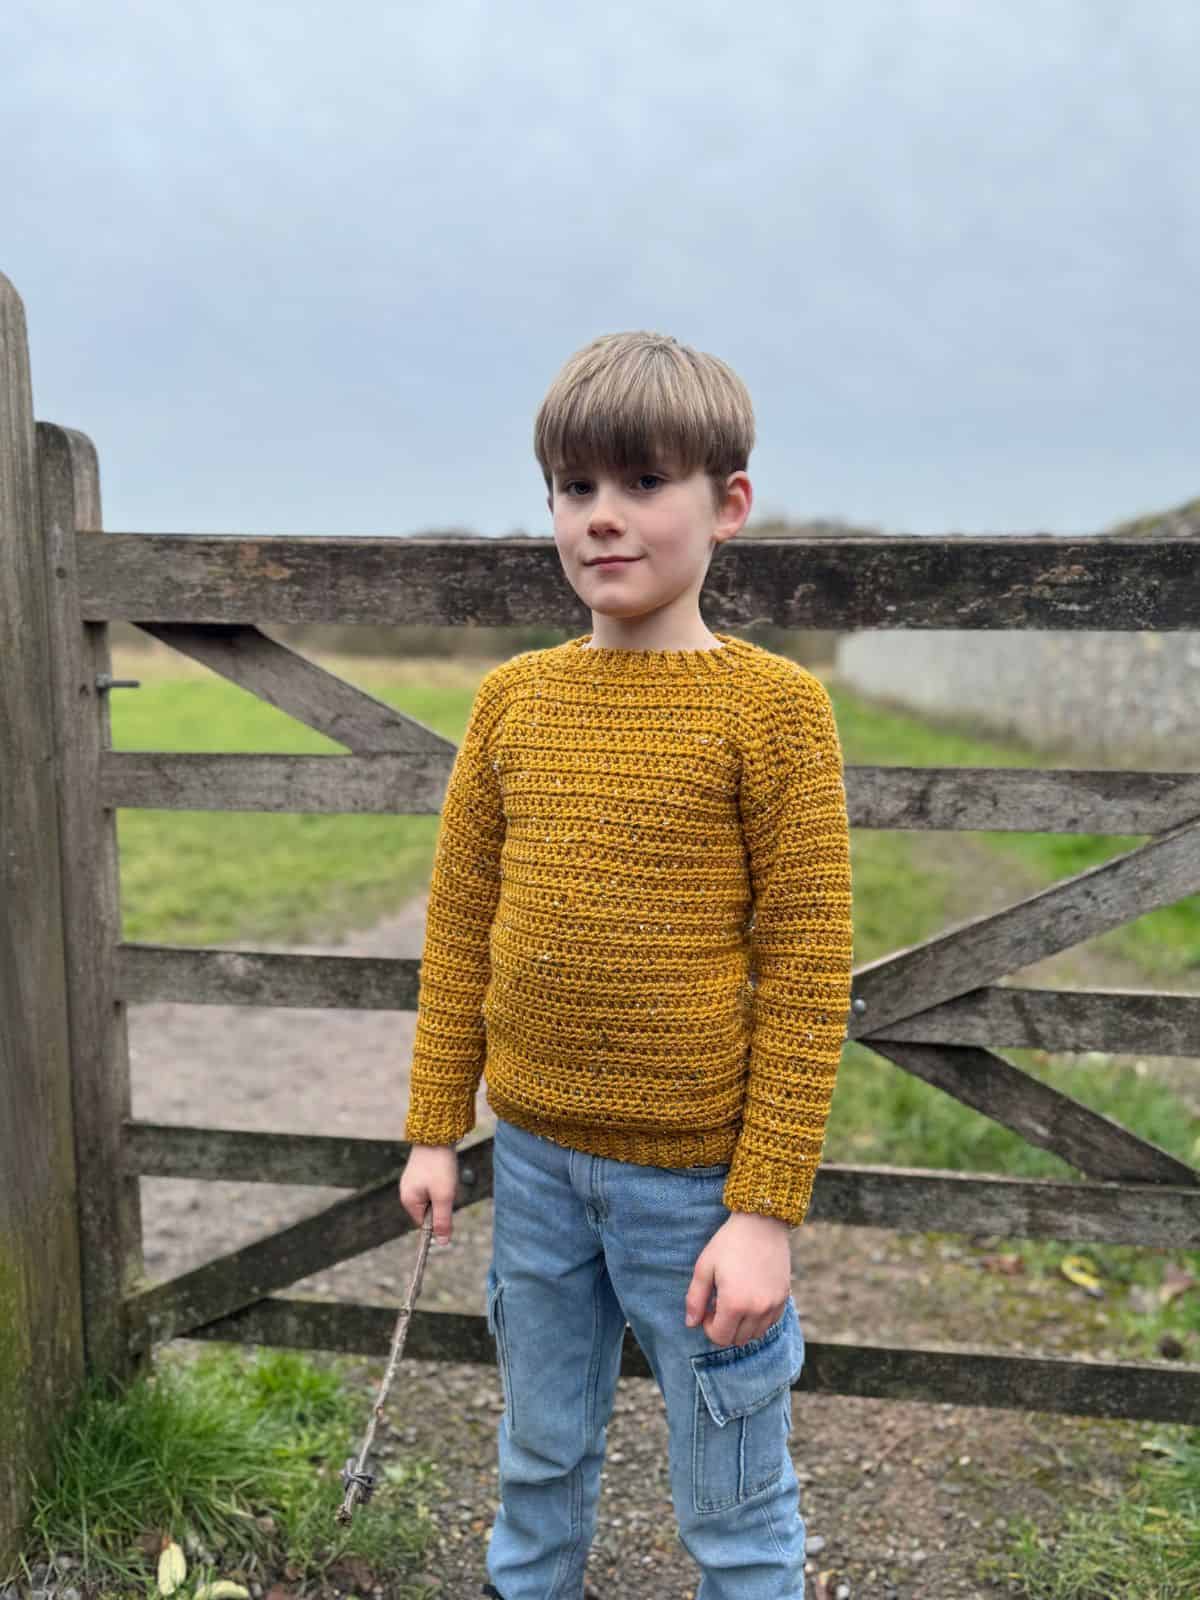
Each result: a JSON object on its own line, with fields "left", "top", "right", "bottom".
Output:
{"left": 982, "top": 1425, "right": 1200, "bottom": 1597}
{"left": 17, "top": 1345, "right": 439, "bottom": 1598}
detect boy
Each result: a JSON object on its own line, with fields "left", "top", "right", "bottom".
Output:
{"left": 399, "top": 331, "right": 855, "bottom": 1600}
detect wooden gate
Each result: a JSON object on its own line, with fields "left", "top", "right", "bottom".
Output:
{"left": 6, "top": 271, "right": 1200, "bottom": 1444}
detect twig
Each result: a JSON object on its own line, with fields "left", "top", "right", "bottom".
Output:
{"left": 335, "top": 1209, "right": 435, "bottom": 1525}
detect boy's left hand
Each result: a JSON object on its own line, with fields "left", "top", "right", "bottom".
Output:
{"left": 684, "top": 1211, "right": 792, "bottom": 1347}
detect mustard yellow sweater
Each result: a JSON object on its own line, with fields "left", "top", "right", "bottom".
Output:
{"left": 403, "top": 631, "right": 854, "bottom": 1227}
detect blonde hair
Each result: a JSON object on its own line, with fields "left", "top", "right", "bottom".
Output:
{"left": 534, "top": 331, "right": 755, "bottom": 500}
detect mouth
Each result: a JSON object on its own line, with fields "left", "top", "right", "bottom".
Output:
{"left": 586, "top": 555, "right": 643, "bottom": 567}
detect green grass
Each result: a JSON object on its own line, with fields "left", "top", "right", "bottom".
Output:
{"left": 830, "top": 681, "right": 1200, "bottom": 978}
{"left": 111, "top": 667, "right": 475, "bottom": 946}
{"left": 17, "top": 1345, "right": 438, "bottom": 1599}
{"left": 981, "top": 1426, "right": 1200, "bottom": 1597}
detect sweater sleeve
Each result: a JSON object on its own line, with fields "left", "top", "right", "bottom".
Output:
{"left": 723, "top": 671, "right": 854, "bottom": 1227}
{"left": 403, "top": 668, "right": 508, "bottom": 1147}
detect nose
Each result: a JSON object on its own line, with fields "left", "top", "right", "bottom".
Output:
{"left": 587, "top": 484, "right": 625, "bottom": 535}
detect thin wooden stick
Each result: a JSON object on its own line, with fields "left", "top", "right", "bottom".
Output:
{"left": 335, "top": 1209, "right": 434, "bottom": 1524}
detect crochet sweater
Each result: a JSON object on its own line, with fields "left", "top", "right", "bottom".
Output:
{"left": 403, "top": 631, "right": 855, "bottom": 1227}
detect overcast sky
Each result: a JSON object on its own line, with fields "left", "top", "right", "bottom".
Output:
{"left": 5, "top": 1, "right": 1198, "bottom": 538}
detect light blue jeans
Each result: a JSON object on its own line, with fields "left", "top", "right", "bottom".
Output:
{"left": 484, "top": 1118, "right": 807, "bottom": 1600}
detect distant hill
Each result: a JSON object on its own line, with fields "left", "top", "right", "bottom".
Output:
{"left": 1106, "top": 495, "right": 1200, "bottom": 539}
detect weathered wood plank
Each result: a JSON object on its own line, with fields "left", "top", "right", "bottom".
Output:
{"left": 852, "top": 765, "right": 1200, "bottom": 834}
{"left": 810, "top": 1161, "right": 1200, "bottom": 1247}
{"left": 133, "top": 622, "right": 455, "bottom": 755}
{"left": 100, "top": 751, "right": 449, "bottom": 812}
{"left": 39, "top": 423, "right": 144, "bottom": 1383}
{"left": 116, "top": 944, "right": 421, "bottom": 1008}
{"left": 123, "top": 1123, "right": 1200, "bottom": 1248}
{"left": 99, "top": 755, "right": 1200, "bottom": 831}
{"left": 867, "top": 1039, "right": 1198, "bottom": 1184}
{"left": 183, "top": 1299, "right": 1200, "bottom": 1422}
{"left": 115, "top": 942, "right": 1200, "bottom": 1060}
{"left": 76, "top": 530, "right": 1200, "bottom": 630}
{"left": 876, "top": 983, "right": 1200, "bottom": 1056}
{"left": 125, "top": 1150, "right": 494, "bottom": 1349}
{"left": 124, "top": 1124, "right": 417, "bottom": 1187}
{"left": 851, "top": 813, "right": 1200, "bottom": 1039}
{"left": 0, "top": 277, "right": 85, "bottom": 1568}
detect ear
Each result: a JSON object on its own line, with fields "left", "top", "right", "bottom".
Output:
{"left": 713, "top": 471, "right": 752, "bottom": 543}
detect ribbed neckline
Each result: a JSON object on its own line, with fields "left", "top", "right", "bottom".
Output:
{"left": 554, "top": 631, "right": 748, "bottom": 676}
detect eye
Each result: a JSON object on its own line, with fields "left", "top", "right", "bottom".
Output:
{"left": 561, "top": 478, "right": 591, "bottom": 497}
{"left": 635, "top": 472, "right": 664, "bottom": 491}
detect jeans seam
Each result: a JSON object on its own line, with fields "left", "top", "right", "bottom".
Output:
{"left": 488, "top": 1276, "right": 518, "bottom": 1439}
{"left": 759, "top": 1494, "right": 790, "bottom": 1563}
{"left": 692, "top": 1384, "right": 790, "bottom": 1514}
{"left": 547, "top": 1269, "right": 605, "bottom": 1599}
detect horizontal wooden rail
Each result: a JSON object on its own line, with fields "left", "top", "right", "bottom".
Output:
{"left": 181, "top": 1299, "right": 1200, "bottom": 1423}
{"left": 100, "top": 750, "right": 448, "bottom": 814}
{"left": 123, "top": 1123, "right": 1200, "bottom": 1249}
{"left": 871, "top": 983, "right": 1200, "bottom": 1056}
{"left": 100, "top": 753, "right": 1200, "bottom": 829}
{"left": 76, "top": 531, "right": 1200, "bottom": 630}
{"left": 115, "top": 945, "right": 1200, "bottom": 1059}
{"left": 117, "top": 945, "right": 422, "bottom": 1007}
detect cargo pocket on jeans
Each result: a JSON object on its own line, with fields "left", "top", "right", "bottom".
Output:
{"left": 689, "top": 1302, "right": 803, "bottom": 1515}
{"left": 485, "top": 1263, "right": 516, "bottom": 1431}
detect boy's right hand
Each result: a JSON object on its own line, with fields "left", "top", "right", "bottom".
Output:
{"left": 399, "top": 1143, "right": 459, "bottom": 1243}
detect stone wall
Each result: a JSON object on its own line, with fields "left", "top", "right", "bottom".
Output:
{"left": 833, "top": 629, "right": 1200, "bottom": 767}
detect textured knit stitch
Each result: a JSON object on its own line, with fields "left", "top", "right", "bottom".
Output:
{"left": 403, "top": 631, "right": 855, "bottom": 1227}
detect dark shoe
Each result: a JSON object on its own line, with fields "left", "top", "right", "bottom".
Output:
{"left": 480, "top": 1586, "right": 504, "bottom": 1599}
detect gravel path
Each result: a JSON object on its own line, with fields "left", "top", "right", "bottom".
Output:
{"left": 131, "top": 877, "right": 1159, "bottom": 1600}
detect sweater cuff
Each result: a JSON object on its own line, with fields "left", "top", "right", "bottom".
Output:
{"left": 722, "top": 1143, "right": 818, "bottom": 1229}
{"left": 403, "top": 1088, "right": 476, "bottom": 1149}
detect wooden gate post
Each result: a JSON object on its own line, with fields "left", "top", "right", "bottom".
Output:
{"left": 38, "top": 421, "right": 144, "bottom": 1385}
{"left": 0, "top": 277, "right": 85, "bottom": 1568}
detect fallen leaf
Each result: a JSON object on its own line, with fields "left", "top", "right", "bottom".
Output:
{"left": 1060, "top": 1255, "right": 1104, "bottom": 1297}
{"left": 979, "top": 1253, "right": 1024, "bottom": 1276}
{"left": 330, "top": 1555, "right": 376, "bottom": 1591}
{"left": 1160, "top": 1265, "right": 1197, "bottom": 1306}
{"left": 157, "top": 1539, "right": 187, "bottom": 1597}
{"left": 1140, "top": 1435, "right": 1188, "bottom": 1462}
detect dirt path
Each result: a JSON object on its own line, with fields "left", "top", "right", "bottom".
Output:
{"left": 133, "top": 835, "right": 1190, "bottom": 1600}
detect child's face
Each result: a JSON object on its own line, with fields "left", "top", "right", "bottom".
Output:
{"left": 548, "top": 460, "right": 752, "bottom": 624}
